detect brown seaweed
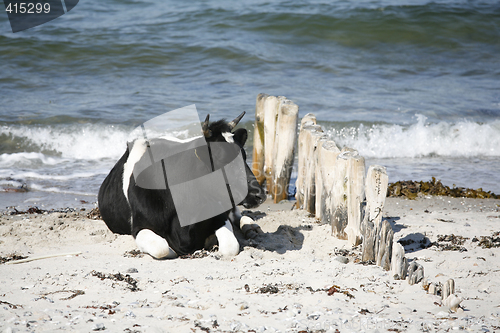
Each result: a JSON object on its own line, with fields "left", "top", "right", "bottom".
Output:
{"left": 91, "top": 270, "right": 140, "bottom": 292}
{"left": 387, "top": 177, "right": 499, "bottom": 199}
{"left": 430, "top": 234, "right": 469, "bottom": 252}
{"left": 86, "top": 207, "right": 102, "bottom": 220}
{"left": 473, "top": 231, "right": 500, "bottom": 248}
{"left": 0, "top": 253, "right": 28, "bottom": 264}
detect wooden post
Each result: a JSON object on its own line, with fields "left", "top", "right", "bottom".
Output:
{"left": 315, "top": 140, "right": 340, "bottom": 223}
{"left": 429, "top": 283, "right": 438, "bottom": 295}
{"left": 272, "top": 99, "right": 298, "bottom": 203}
{"left": 252, "top": 93, "right": 267, "bottom": 185}
{"left": 442, "top": 279, "right": 455, "bottom": 300}
{"left": 331, "top": 148, "right": 353, "bottom": 240}
{"left": 391, "top": 242, "right": 408, "bottom": 280}
{"left": 347, "top": 151, "right": 366, "bottom": 247}
{"left": 364, "top": 165, "right": 389, "bottom": 229}
{"left": 332, "top": 148, "right": 365, "bottom": 245}
{"left": 408, "top": 262, "right": 424, "bottom": 285}
{"left": 300, "top": 113, "right": 316, "bottom": 128}
{"left": 253, "top": 94, "right": 298, "bottom": 203}
{"left": 304, "top": 128, "right": 327, "bottom": 213}
{"left": 361, "top": 165, "right": 389, "bottom": 262}
{"left": 295, "top": 113, "right": 316, "bottom": 208}
{"left": 376, "top": 219, "right": 394, "bottom": 270}
{"left": 295, "top": 123, "right": 326, "bottom": 212}
{"left": 263, "top": 95, "right": 282, "bottom": 193}
{"left": 361, "top": 224, "right": 378, "bottom": 262}
{"left": 443, "top": 294, "right": 462, "bottom": 312}
{"left": 414, "top": 266, "right": 424, "bottom": 285}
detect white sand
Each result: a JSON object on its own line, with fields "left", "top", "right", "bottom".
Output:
{"left": 1, "top": 196, "right": 499, "bottom": 332}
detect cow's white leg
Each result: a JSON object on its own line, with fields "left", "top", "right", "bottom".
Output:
{"left": 135, "top": 229, "right": 177, "bottom": 259}
{"left": 215, "top": 220, "right": 240, "bottom": 257}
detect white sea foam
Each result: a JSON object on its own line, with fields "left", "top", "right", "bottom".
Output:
{"left": 326, "top": 115, "right": 500, "bottom": 158}
{"left": 1, "top": 123, "right": 198, "bottom": 162}
{"left": 1, "top": 124, "right": 130, "bottom": 160}
{"left": 28, "top": 183, "right": 95, "bottom": 196}
{"left": 0, "top": 169, "right": 100, "bottom": 181}
{"left": 0, "top": 152, "right": 66, "bottom": 167}
{"left": 0, "top": 178, "right": 24, "bottom": 188}
{"left": 0, "top": 123, "right": 198, "bottom": 201}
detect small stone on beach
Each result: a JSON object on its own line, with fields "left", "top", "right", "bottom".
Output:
{"left": 335, "top": 256, "right": 349, "bottom": 264}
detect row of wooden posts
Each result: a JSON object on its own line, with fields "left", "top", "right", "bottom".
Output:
{"left": 252, "top": 94, "right": 461, "bottom": 311}
{"left": 251, "top": 93, "right": 394, "bottom": 270}
{"left": 251, "top": 93, "right": 299, "bottom": 203}
{"left": 250, "top": 93, "right": 461, "bottom": 311}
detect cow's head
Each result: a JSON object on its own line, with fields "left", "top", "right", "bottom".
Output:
{"left": 202, "top": 112, "right": 266, "bottom": 209}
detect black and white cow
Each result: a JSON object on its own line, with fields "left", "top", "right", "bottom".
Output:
{"left": 98, "top": 112, "right": 266, "bottom": 259}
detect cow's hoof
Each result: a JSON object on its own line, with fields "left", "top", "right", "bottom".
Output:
{"left": 242, "top": 224, "right": 263, "bottom": 239}
{"left": 241, "top": 216, "right": 263, "bottom": 239}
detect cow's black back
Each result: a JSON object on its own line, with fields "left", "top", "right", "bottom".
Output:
{"left": 98, "top": 148, "right": 132, "bottom": 235}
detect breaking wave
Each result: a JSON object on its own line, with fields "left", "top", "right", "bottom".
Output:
{"left": 325, "top": 115, "right": 500, "bottom": 158}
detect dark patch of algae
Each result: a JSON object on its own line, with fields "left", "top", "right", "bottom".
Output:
{"left": 387, "top": 177, "right": 499, "bottom": 200}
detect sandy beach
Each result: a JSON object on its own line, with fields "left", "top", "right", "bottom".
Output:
{"left": 2, "top": 1, "right": 500, "bottom": 332}
{"left": 1, "top": 196, "right": 499, "bottom": 333}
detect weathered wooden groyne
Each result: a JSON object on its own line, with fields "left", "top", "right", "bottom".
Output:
{"left": 251, "top": 93, "right": 298, "bottom": 204}
{"left": 251, "top": 94, "right": 462, "bottom": 312}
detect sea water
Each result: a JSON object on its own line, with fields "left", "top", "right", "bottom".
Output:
{"left": 0, "top": 0, "right": 499, "bottom": 209}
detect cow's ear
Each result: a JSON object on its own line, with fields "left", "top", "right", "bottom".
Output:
{"left": 233, "top": 128, "right": 247, "bottom": 146}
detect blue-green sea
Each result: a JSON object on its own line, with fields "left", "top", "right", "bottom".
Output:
{"left": 1, "top": 0, "right": 499, "bottom": 209}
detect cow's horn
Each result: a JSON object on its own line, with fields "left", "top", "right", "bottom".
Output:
{"left": 228, "top": 111, "right": 246, "bottom": 130}
{"left": 202, "top": 114, "right": 212, "bottom": 138}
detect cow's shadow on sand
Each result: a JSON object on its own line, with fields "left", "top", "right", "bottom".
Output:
{"left": 237, "top": 211, "right": 306, "bottom": 255}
